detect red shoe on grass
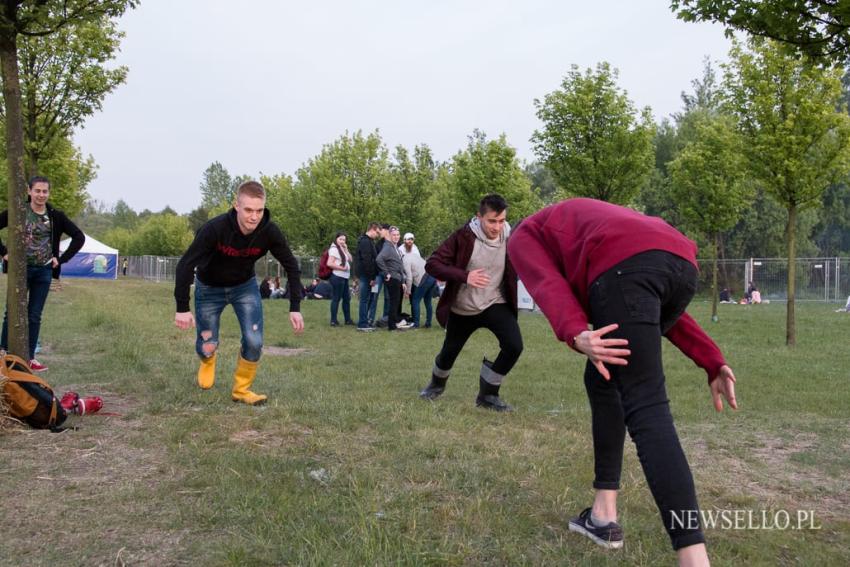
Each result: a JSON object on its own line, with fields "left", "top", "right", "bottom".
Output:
{"left": 76, "top": 396, "right": 103, "bottom": 415}
{"left": 59, "top": 391, "right": 80, "bottom": 412}
{"left": 58, "top": 392, "right": 103, "bottom": 415}
{"left": 29, "top": 359, "right": 48, "bottom": 372}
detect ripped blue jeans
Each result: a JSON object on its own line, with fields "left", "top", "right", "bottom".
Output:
{"left": 194, "top": 277, "right": 263, "bottom": 362}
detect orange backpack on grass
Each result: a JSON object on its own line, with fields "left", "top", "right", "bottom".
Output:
{"left": 0, "top": 354, "right": 66, "bottom": 430}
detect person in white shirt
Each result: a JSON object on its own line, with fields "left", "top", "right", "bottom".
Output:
{"left": 403, "top": 250, "right": 437, "bottom": 328}
{"left": 327, "top": 232, "right": 354, "bottom": 326}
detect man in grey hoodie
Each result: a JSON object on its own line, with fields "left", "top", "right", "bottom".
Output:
{"left": 376, "top": 225, "right": 408, "bottom": 331}
{"left": 420, "top": 194, "right": 522, "bottom": 411}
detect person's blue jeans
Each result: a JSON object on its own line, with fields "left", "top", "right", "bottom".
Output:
{"left": 370, "top": 272, "right": 390, "bottom": 323}
{"left": 194, "top": 277, "right": 264, "bottom": 362}
{"left": 411, "top": 274, "right": 436, "bottom": 327}
{"left": 1, "top": 264, "right": 53, "bottom": 360}
{"left": 357, "top": 274, "right": 375, "bottom": 328}
{"left": 329, "top": 274, "right": 352, "bottom": 324}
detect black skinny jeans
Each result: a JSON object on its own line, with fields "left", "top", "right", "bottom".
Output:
{"left": 435, "top": 303, "right": 523, "bottom": 379}
{"left": 585, "top": 250, "right": 704, "bottom": 550}
{"left": 385, "top": 277, "right": 403, "bottom": 330}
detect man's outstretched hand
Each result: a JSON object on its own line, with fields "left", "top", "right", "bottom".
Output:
{"left": 290, "top": 312, "right": 305, "bottom": 335}
{"left": 711, "top": 365, "right": 738, "bottom": 412}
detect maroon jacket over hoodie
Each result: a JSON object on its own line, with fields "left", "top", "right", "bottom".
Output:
{"left": 425, "top": 223, "right": 518, "bottom": 328}
{"left": 508, "top": 198, "right": 726, "bottom": 382}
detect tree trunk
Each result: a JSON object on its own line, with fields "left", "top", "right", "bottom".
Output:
{"left": 711, "top": 231, "right": 719, "bottom": 322}
{"left": 786, "top": 204, "right": 797, "bottom": 346}
{"left": 718, "top": 232, "right": 729, "bottom": 290}
{"left": 0, "top": 24, "right": 31, "bottom": 359}
{"left": 24, "top": 49, "right": 38, "bottom": 177}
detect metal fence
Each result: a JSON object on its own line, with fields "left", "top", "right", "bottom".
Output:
{"left": 695, "top": 257, "right": 849, "bottom": 303}
{"left": 125, "top": 254, "right": 850, "bottom": 303}
{"left": 125, "top": 254, "right": 321, "bottom": 283}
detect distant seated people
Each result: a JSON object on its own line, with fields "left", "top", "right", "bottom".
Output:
{"left": 259, "top": 277, "right": 273, "bottom": 299}
{"left": 305, "top": 278, "right": 332, "bottom": 299}
{"left": 744, "top": 281, "right": 756, "bottom": 303}
{"left": 836, "top": 295, "right": 850, "bottom": 313}
{"left": 750, "top": 288, "right": 761, "bottom": 304}
{"left": 719, "top": 287, "right": 734, "bottom": 303}
{"left": 271, "top": 276, "right": 287, "bottom": 299}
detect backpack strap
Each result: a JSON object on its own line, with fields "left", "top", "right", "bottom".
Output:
{"left": 1, "top": 353, "right": 53, "bottom": 390}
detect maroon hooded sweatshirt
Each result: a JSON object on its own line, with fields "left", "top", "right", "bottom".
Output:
{"left": 508, "top": 198, "right": 725, "bottom": 382}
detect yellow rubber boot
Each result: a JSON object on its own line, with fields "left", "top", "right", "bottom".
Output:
{"left": 231, "top": 355, "right": 267, "bottom": 405}
{"left": 197, "top": 353, "right": 217, "bottom": 389}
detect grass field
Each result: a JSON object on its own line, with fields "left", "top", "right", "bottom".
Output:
{"left": 0, "top": 277, "right": 848, "bottom": 566}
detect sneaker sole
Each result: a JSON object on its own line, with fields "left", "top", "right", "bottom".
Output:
{"left": 568, "top": 521, "right": 624, "bottom": 549}
{"left": 419, "top": 391, "right": 444, "bottom": 400}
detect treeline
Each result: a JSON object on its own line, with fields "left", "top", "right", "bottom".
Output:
{"left": 81, "top": 129, "right": 543, "bottom": 257}
{"left": 78, "top": 40, "right": 850, "bottom": 267}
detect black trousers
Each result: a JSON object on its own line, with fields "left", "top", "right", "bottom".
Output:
{"left": 386, "top": 278, "right": 402, "bottom": 330}
{"left": 434, "top": 303, "right": 523, "bottom": 380}
{"left": 585, "top": 250, "right": 703, "bottom": 550}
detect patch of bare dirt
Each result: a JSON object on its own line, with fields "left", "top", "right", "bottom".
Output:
{"left": 230, "top": 422, "right": 315, "bottom": 449}
{"left": 0, "top": 391, "right": 199, "bottom": 565}
{"left": 263, "top": 346, "right": 309, "bottom": 356}
{"left": 682, "top": 424, "right": 850, "bottom": 522}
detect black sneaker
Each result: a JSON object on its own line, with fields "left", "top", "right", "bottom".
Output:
{"left": 475, "top": 394, "right": 513, "bottom": 412}
{"left": 568, "top": 508, "right": 623, "bottom": 549}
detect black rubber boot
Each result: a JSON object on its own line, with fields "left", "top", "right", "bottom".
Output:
{"left": 475, "top": 358, "right": 513, "bottom": 412}
{"left": 419, "top": 374, "right": 448, "bottom": 400}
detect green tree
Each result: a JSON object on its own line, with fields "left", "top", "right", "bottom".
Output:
{"left": 129, "top": 213, "right": 193, "bottom": 256}
{"left": 524, "top": 161, "right": 558, "bottom": 205}
{"left": 637, "top": 119, "right": 682, "bottom": 224}
{"left": 723, "top": 38, "right": 850, "bottom": 345}
{"left": 261, "top": 172, "right": 302, "bottom": 251}
{"left": 725, "top": 190, "right": 819, "bottom": 259}
{"left": 532, "top": 62, "right": 655, "bottom": 204}
{"left": 383, "top": 144, "right": 440, "bottom": 251}
{"left": 199, "top": 161, "right": 233, "bottom": 209}
{"left": 73, "top": 198, "right": 112, "bottom": 238}
{"left": 672, "top": 0, "right": 850, "bottom": 62}
{"left": 446, "top": 130, "right": 539, "bottom": 228}
{"left": 277, "top": 130, "right": 391, "bottom": 255}
{"left": 185, "top": 205, "right": 209, "bottom": 234}
{"left": 813, "top": 181, "right": 850, "bottom": 255}
{"left": 669, "top": 112, "right": 751, "bottom": 320}
{"left": 111, "top": 199, "right": 138, "bottom": 230}
{"left": 11, "top": 17, "right": 127, "bottom": 176}
{"left": 0, "top": 130, "right": 94, "bottom": 215}
{"left": 100, "top": 225, "right": 132, "bottom": 255}
{"left": 640, "top": 59, "right": 722, "bottom": 225}
{"left": 0, "top": 0, "right": 136, "bottom": 358}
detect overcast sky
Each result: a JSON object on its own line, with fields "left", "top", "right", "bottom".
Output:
{"left": 72, "top": 1, "right": 733, "bottom": 214}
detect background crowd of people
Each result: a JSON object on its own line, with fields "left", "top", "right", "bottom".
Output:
{"left": 260, "top": 223, "right": 443, "bottom": 331}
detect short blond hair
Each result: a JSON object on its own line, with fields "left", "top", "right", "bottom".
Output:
{"left": 236, "top": 180, "right": 265, "bottom": 200}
